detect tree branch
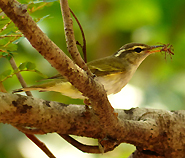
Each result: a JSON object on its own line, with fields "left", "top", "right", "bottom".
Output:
{"left": 60, "top": 0, "right": 89, "bottom": 70}
{"left": 0, "top": 92, "right": 185, "bottom": 157}
{"left": 59, "top": 134, "right": 101, "bottom": 153}
{"left": 25, "top": 134, "right": 56, "bottom": 158}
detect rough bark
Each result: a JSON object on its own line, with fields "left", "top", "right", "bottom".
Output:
{"left": 0, "top": 92, "right": 185, "bottom": 157}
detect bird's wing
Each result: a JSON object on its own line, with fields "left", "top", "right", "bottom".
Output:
{"left": 47, "top": 74, "right": 65, "bottom": 80}
{"left": 87, "top": 56, "right": 126, "bottom": 76}
{"left": 37, "top": 74, "right": 67, "bottom": 83}
{"left": 44, "top": 56, "right": 126, "bottom": 78}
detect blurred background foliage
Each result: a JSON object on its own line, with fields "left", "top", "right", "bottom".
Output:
{"left": 0, "top": 0, "right": 185, "bottom": 157}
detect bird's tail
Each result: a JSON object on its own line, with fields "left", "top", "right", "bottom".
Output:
{"left": 12, "top": 87, "right": 46, "bottom": 94}
{"left": 12, "top": 88, "right": 25, "bottom": 93}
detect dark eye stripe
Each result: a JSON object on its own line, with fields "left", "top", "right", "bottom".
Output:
{"left": 134, "top": 47, "right": 143, "bottom": 53}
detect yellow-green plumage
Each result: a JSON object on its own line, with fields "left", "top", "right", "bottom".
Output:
{"left": 13, "top": 43, "right": 161, "bottom": 99}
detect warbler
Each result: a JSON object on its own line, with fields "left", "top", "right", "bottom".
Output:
{"left": 13, "top": 43, "right": 163, "bottom": 99}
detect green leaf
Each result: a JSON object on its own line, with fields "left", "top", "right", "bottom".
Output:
{"left": 13, "top": 68, "right": 19, "bottom": 74}
{"left": 6, "top": 55, "right": 12, "bottom": 61}
{"left": 1, "top": 51, "right": 14, "bottom": 60}
{"left": 37, "top": 15, "right": 50, "bottom": 24}
{"left": 26, "top": 62, "right": 36, "bottom": 70}
{"left": 6, "top": 43, "right": 18, "bottom": 52}
{"left": 6, "top": 51, "right": 14, "bottom": 60}
{"left": 34, "top": 69, "right": 48, "bottom": 78}
{"left": 0, "top": 21, "right": 17, "bottom": 36}
{"left": 1, "top": 70, "right": 12, "bottom": 77}
{"left": 12, "top": 36, "right": 25, "bottom": 44}
{"left": 18, "top": 62, "right": 27, "bottom": 70}
{"left": 2, "top": 52, "right": 9, "bottom": 57}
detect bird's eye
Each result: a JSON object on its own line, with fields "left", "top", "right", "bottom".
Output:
{"left": 134, "top": 47, "right": 143, "bottom": 53}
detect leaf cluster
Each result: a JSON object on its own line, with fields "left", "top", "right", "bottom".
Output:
{"left": 0, "top": 0, "right": 57, "bottom": 84}
{"left": 0, "top": 61, "right": 47, "bottom": 83}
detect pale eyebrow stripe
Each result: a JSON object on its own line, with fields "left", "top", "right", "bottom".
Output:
{"left": 114, "top": 48, "right": 125, "bottom": 57}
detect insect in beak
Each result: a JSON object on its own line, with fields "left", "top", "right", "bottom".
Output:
{"left": 148, "top": 44, "right": 174, "bottom": 59}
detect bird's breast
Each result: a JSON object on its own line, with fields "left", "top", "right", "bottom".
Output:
{"left": 96, "top": 69, "right": 136, "bottom": 95}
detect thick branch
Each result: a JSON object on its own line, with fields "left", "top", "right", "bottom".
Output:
{"left": 0, "top": 92, "right": 185, "bottom": 157}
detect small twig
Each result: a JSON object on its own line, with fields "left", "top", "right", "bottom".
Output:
{"left": 0, "top": 82, "right": 7, "bottom": 93}
{"left": 59, "top": 134, "right": 101, "bottom": 153}
{"left": 60, "top": 0, "right": 93, "bottom": 77}
{"left": 9, "top": 57, "right": 32, "bottom": 96}
{"left": 0, "top": 34, "right": 22, "bottom": 38}
{"left": 59, "top": 134, "right": 119, "bottom": 153}
{"left": 26, "top": 134, "right": 56, "bottom": 158}
{"left": 3, "top": 36, "right": 19, "bottom": 47}
{"left": 0, "top": 20, "right": 12, "bottom": 33}
{"left": 9, "top": 57, "right": 55, "bottom": 158}
{"left": 28, "top": 2, "right": 48, "bottom": 13}
{"left": 69, "top": 8, "right": 87, "bottom": 63}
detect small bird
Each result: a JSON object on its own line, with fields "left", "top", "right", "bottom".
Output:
{"left": 13, "top": 43, "right": 164, "bottom": 99}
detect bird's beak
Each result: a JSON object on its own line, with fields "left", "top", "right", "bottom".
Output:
{"left": 146, "top": 45, "right": 164, "bottom": 54}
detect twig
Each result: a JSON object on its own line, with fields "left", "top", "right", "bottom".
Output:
{"left": 26, "top": 134, "right": 56, "bottom": 158}
{"left": 3, "top": 36, "right": 19, "bottom": 47}
{"left": 0, "top": 34, "right": 22, "bottom": 38}
{"left": 28, "top": 2, "right": 48, "bottom": 13}
{"left": 59, "top": 134, "right": 119, "bottom": 153}
{"left": 9, "top": 57, "right": 32, "bottom": 96}
{"left": 60, "top": 0, "right": 92, "bottom": 76}
{"left": 9, "top": 57, "right": 56, "bottom": 158}
{"left": 0, "top": 20, "right": 12, "bottom": 33}
{"left": 69, "top": 8, "right": 87, "bottom": 63}
{"left": 59, "top": 134, "right": 101, "bottom": 153}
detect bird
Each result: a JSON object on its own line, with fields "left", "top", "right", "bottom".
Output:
{"left": 13, "top": 42, "right": 164, "bottom": 99}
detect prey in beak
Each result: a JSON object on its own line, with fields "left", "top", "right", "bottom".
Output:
{"left": 148, "top": 43, "right": 174, "bottom": 59}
